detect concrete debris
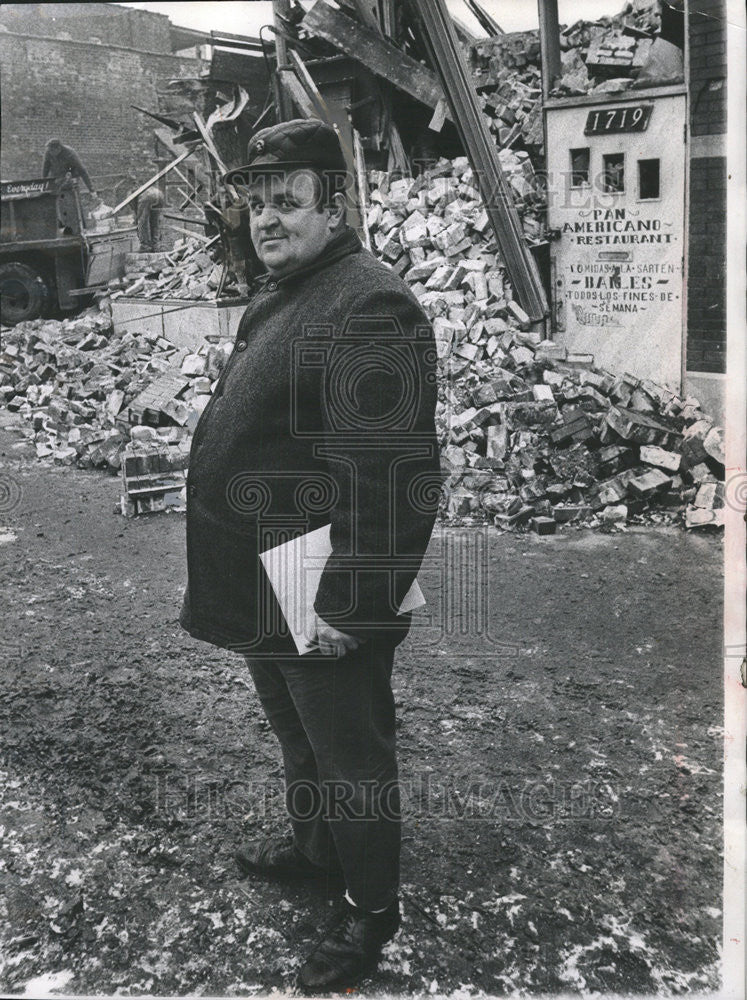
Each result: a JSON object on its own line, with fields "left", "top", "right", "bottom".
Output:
{"left": 366, "top": 157, "right": 724, "bottom": 534}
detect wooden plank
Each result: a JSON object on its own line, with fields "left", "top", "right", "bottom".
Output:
{"left": 273, "top": 0, "right": 293, "bottom": 121}
{"left": 154, "top": 129, "right": 211, "bottom": 187}
{"left": 278, "top": 68, "right": 317, "bottom": 117}
{"left": 350, "top": 0, "right": 380, "bottom": 31}
{"left": 286, "top": 50, "right": 362, "bottom": 233}
{"left": 452, "top": 16, "right": 478, "bottom": 45}
{"left": 301, "top": 0, "right": 450, "bottom": 119}
{"left": 106, "top": 150, "right": 192, "bottom": 216}
{"left": 378, "top": 0, "right": 395, "bottom": 39}
{"left": 165, "top": 224, "right": 213, "bottom": 243}
{"left": 192, "top": 112, "right": 228, "bottom": 175}
{"left": 428, "top": 97, "right": 449, "bottom": 132}
{"left": 353, "top": 128, "right": 372, "bottom": 251}
{"left": 287, "top": 50, "right": 355, "bottom": 163}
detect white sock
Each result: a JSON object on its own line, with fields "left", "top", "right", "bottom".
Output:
{"left": 344, "top": 890, "right": 388, "bottom": 913}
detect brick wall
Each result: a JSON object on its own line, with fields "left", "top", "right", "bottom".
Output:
{"left": 688, "top": 0, "right": 727, "bottom": 136}
{"left": 686, "top": 156, "right": 726, "bottom": 373}
{"left": 0, "top": 32, "right": 203, "bottom": 195}
{"left": 0, "top": 3, "right": 173, "bottom": 53}
{"left": 685, "top": 0, "right": 727, "bottom": 375}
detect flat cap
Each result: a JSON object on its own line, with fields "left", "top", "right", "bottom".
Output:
{"left": 225, "top": 118, "right": 347, "bottom": 186}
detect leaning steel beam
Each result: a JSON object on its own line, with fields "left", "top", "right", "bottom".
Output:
{"left": 465, "top": 0, "right": 504, "bottom": 37}
{"left": 412, "top": 0, "right": 547, "bottom": 321}
{"left": 301, "top": 0, "right": 451, "bottom": 121}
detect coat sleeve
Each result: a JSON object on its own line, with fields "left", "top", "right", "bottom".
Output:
{"left": 42, "top": 150, "right": 52, "bottom": 178}
{"left": 67, "top": 149, "right": 94, "bottom": 192}
{"left": 313, "top": 285, "right": 441, "bottom": 640}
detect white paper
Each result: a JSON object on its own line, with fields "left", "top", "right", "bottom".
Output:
{"left": 259, "top": 524, "right": 425, "bottom": 655}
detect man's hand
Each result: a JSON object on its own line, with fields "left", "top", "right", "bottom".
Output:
{"left": 307, "top": 612, "right": 363, "bottom": 658}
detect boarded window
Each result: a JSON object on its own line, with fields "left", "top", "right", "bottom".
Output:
{"left": 602, "top": 153, "right": 625, "bottom": 193}
{"left": 570, "top": 148, "right": 590, "bottom": 187}
{"left": 638, "top": 158, "right": 661, "bottom": 199}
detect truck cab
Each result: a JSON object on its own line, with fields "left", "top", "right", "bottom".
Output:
{"left": 0, "top": 177, "right": 137, "bottom": 325}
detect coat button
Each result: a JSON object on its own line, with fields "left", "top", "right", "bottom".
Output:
{"left": 188, "top": 484, "right": 197, "bottom": 497}
{"left": 236, "top": 340, "right": 247, "bottom": 352}
{"left": 267, "top": 281, "right": 277, "bottom": 292}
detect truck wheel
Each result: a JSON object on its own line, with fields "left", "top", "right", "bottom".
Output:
{"left": 0, "top": 262, "right": 51, "bottom": 325}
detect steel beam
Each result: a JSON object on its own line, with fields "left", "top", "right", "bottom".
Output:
{"left": 412, "top": 0, "right": 548, "bottom": 321}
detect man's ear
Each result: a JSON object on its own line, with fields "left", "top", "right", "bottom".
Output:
{"left": 327, "top": 192, "right": 347, "bottom": 230}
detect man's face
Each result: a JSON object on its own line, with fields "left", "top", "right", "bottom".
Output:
{"left": 246, "top": 170, "right": 342, "bottom": 277}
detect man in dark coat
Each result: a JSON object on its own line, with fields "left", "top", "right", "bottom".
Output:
{"left": 179, "top": 119, "right": 440, "bottom": 990}
{"left": 42, "top": 139, "right": 96, "bottom": 195}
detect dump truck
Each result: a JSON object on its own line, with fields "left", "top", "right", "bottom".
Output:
{"left": 0, "top": 177, "right": 137, "bottom": 326}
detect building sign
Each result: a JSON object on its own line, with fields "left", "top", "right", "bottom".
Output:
{"left": 545, "top": 93, "right": 686, "bottom": 389}
{"left": 562, "top": 257, "right": 680, "bottom": 330}
{"left": 562, "top": 207, "right": 674, "bottom": 245}
{"left": 584, "top": 105, "right": 653, "bottom": 134}
{"left": 1, "top": 178, "right": 56, "bottom": 200}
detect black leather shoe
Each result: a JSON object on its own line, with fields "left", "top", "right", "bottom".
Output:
{"left": 234, "top": 835, "right": 343, "bottom": 887}
{"left": 297, "top": 898, "right": 400, "bottom": 992}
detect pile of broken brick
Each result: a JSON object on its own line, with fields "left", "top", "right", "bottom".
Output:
{"left": 0, "top": 302, "right": 233, "bottom": 514}
{"left": 470, "top": 0, "right": 678, "bottom": 150}
{"left": 469, "top": 33, "right": 545, "bottom": 158}
{"left": 0, "top": 153, "right": 724, "bottom": 530}
{"left": 110, "top": 236, "right": 240, "bottom": 302}
{"left": 365, "top": 158, "right": 724, "bottom": 533}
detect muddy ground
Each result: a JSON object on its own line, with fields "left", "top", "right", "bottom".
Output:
{"left": 0, "top": 421, "right": 723, "bottom": 997}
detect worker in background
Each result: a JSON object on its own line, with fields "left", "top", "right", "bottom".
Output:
{"left": 42, "top": 139, "right": 97, "bottom": 196}
{"left": 135, "top": 184, "right": 164, "bottom": 253}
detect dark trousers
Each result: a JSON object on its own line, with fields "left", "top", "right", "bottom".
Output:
{"left": 245, "top": 642, "right": 401, "bottom": 911}
{"left": 136, "top": 190, "right": 163, "bottom": 252}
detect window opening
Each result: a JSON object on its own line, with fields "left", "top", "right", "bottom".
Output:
{"left": 602, "top": 153, "right": 625, "bottom": 193}
{"left": 570, "top": 147, "right": 590, "bottom": 187}
{"left": 638, "top": 158, "right": 660, "bottom": 199}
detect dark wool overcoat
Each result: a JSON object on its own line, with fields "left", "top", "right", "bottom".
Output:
{"left": 179, "top": 227, "right": 441, "bottom": 657}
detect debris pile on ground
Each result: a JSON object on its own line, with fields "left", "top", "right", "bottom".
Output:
{"left": 0, "top": 146, "right": 723, "bottom": 532}
{"left": 366, "top": 158, "right": 725, "bottom": 532}
{"left": 110, "top": 237, "right": 239, "bottom": 302}
{"left": 0, "top": 304, "right": 231, "bottom": 489}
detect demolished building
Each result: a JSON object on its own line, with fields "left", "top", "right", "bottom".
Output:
{"left": 0, "top": 0, "right": 728, "bottom": 532}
